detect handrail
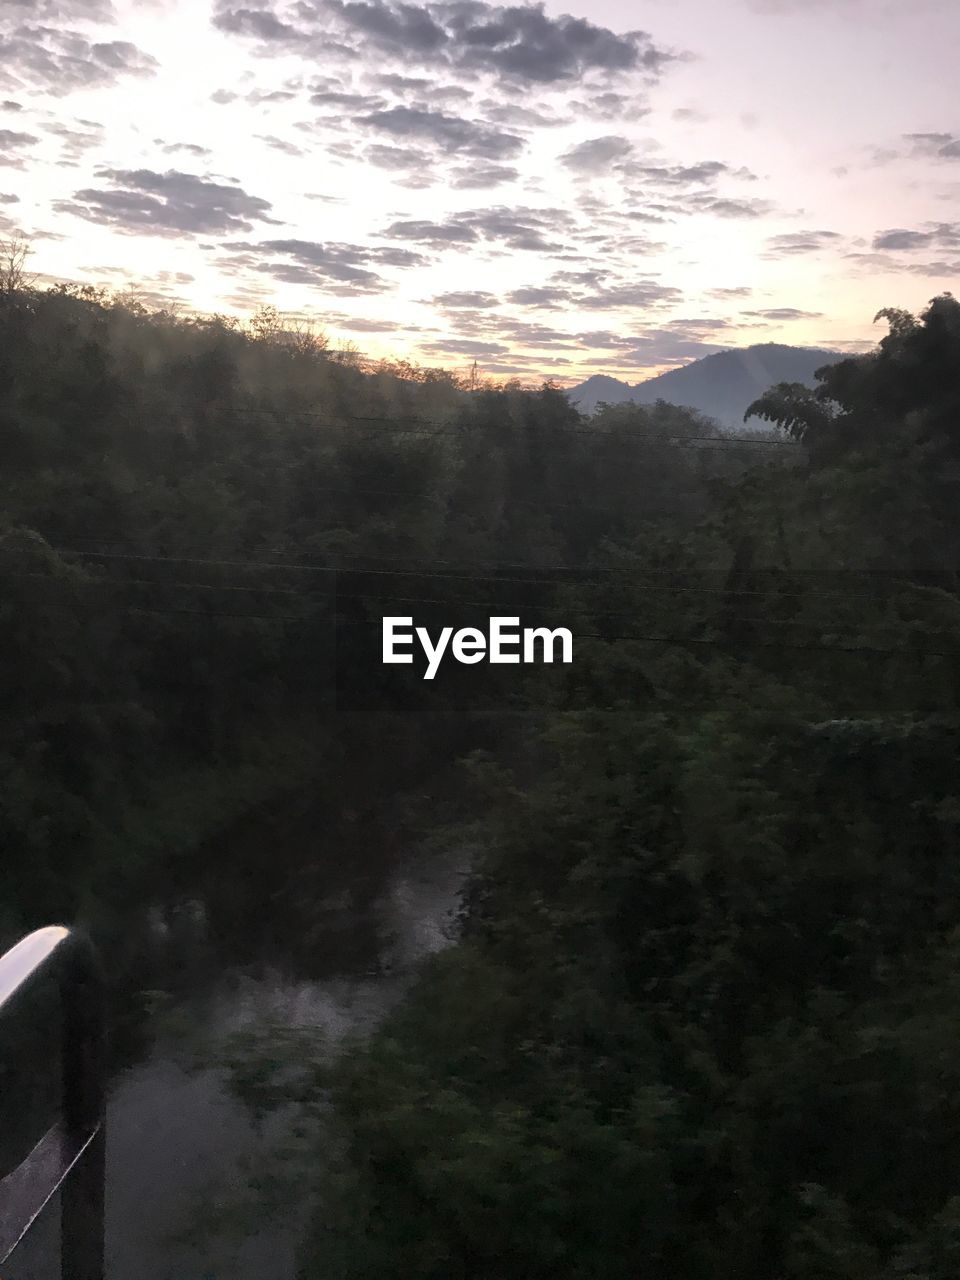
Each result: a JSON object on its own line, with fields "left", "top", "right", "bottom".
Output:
{"left": 0, "top": 926, "right": 105, "bottom": 1279}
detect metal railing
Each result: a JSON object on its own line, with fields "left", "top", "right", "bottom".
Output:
{"left": 0, "top": 927, "right": 105, "bottom": 1279}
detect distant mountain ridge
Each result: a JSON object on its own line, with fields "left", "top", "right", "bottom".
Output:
{"left": 568, "top": 343, "right": 842, "bottom": 426}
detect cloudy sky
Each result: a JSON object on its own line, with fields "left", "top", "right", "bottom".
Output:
{"left": 1, "top": 0, "right": 957, "bottom": 383}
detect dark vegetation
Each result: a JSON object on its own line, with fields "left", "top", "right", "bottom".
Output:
{"left": 3, "top": 261, "right": 960, "bottom": 1277}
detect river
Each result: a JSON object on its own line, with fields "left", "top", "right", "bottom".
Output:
{"left": 7, "top": 800, "right": 471, "bottom": 1279}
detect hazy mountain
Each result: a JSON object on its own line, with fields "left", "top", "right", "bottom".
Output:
{"left": 568, "top": 343, "right": 842, "bottom": 425}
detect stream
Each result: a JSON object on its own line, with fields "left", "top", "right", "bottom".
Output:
{"left": 7, "top": 801, "right": 471, "bottom": 1279}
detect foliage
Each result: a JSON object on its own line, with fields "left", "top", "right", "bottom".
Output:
{"left": 4, "top": 270, "right": 960, "bottom": 1278}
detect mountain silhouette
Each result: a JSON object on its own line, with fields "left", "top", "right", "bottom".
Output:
{"left": 568, "top": 343, "right": 841, "bottom": 426}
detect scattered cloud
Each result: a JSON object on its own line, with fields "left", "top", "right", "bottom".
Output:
{"left": 157, "top": 140, "right": 214, "bottom": 158}
{"left": 383, "top": 218, "right": 479, "bottom": 247}
{"left": 765, "top": 229, "right": 844, "bottom": 255}
{"left": 744, "top": 307, "right": 824, "bottom": 320}
{"left": 905, "top": 131, "right": 960, "bottom": 161}
{"left": 381, "top": 205, "right": 573, "bottom": 253}
{"left": 625, "top": 160, "right": 751, "bottom": 187}
{"left": 872, "top": 222, "right": 960, "bottom": 251}
{"left": 53, "top": 168, "right": 279, "bottom": 236}
{"left": 213, "top": 1, "right": 675, "bottom": 89}
{"left": 0, "top": 127, "right": 39, "bottom": 168}
{"left": 0, "top": 12, "right": 157, "bottom": 96}
{"left": 506, "top": 286, "right": 572, "bottom": 308}
{"left": 214, "top": 234, "right": 433, "bottom": 295}
{"left": 44, "top": 119, "right": 105, "bottom": 164}
{"left": 576, "top": 280, "right": 683, "bottom": 310}
{"left": 449, "top": 162, "right": 519, "bottom": 189}
{"left": 419, "top": 338, "right": 511, "bottom": 356}
{"left": 560, "top": 135, "right": 633, "bottom": 173}
{"left": 256, "top": 134, "right": 307, "bottom": 157}
{"left": 432, "top": 290, "right": 499, "bottom": 308}
{"left": 356, "top": 105, "right": 523, "bottom": 160}
{"left": 692, "top": 196, "right": 774, "bottom": 218}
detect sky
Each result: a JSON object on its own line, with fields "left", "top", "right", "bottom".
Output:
{"left": 0, "top": 0, "right": 957, "bottom": 385}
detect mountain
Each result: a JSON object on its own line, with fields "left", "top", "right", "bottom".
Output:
{"left": 568, "top": 343, "right": 842, "bottom": 425}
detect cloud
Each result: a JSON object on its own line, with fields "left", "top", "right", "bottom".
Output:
{"left": 872, "top": 223, "right": 960, "bottom": 251}
{"left": 44, "top": 118, "right": 104, "bottom": 163}
{"left": 904, "top": 131, "right": 960, "bottom": 160}
{"left": 487, "top": 318, "right": 576, "bottom": 346}
{"left": 585, "top": 91, "right": 648, "bottom": 121}
{"left": 691, "top": 196, "right": 773, "bottom": 218}
{"left": 212, "top": 5, "right": 304, "bottom": 42}
{"left": 329, "top": 314, "right": 396, "bottom": 332}
{"left": 371, "top": 72, "right": 431, "bottom": 91}
{"left": 383, "top": 218, "right": 479, "bottom": 246}
{"left": 158, "top": 140, "right": 214, "bottom": 158}
{"left": 432, "top": 290, "right": 499, "bottom": 307}
{"left": 311, "top": 89, "right": 386, "bottom": 110}
{"left": 576, "top": 280, "right": 683, "bottom": 310}
{"left": 450, "top": 162, "right": 518, "bottom": 189}
{"left": 765, "top": 229, "right": 844, "bottom": 255}
{"left": 862, "top": 132, "right": 960, "bottom": 169}
{"left": 672, "top": 106, "right": 709, "bottom": 123}
{"left": 560, "top": 134, "right": 633, "bottom": 172}
{"left": 706, "top": 286, "right": 753, "bottom": 299}
{"left": 505, "top": 286, "right": 572, "bottom": 307}
{"left": 483, "top": 102, "right": 567, "bottom": 128}
{"left": 419, "top": 337, "right": 510, "bottom": 356}
{"left": 0, "top": 126, "right": 39, "bottom": 169}
{"left": 324, "top": 0, "right": 448, "bottom": 55}
{"left": 616, "top": 331, "right": 729, "bottom": 364}
{"left": 0, "top": 23, "right": 157, "bottom": 95}
{"left": 365, "top": 142, "right": 427, "bottom": 169}
{"left": 356, "top": 105, "right": 523, "bottom": 159}
{"left": 5, "top": 1, "right": 116, "bottom": 19}
{"left": 256, "top": 134, "right": 307, "bottom": 156}
{"left": 381, "top": 205, "right": 572, "bottom": 253}
{"left": 0, "top": 129, "right": 38, "bottom": 145}
{"left": 456, "top": 205, "right": 571, "bottom": 252}
{"left": 574, "top": 329, "right": 638, "bottom": 349}
{"left": 744, "top": 307, "right": 824, "bottom": 320}
{"left": 213, "top": 1, "right": 674, "bottom": 89}
{"left": 261, "top": 236, "right": 427, "bottom": 267}
{"left": 215, "top": 235, "right": 431, "bottom": 295}
{"left": 625, "top": 159, "right": 752, "bottom": 186}
{"left": 53, "top": 168, "right": 279, "bottom": 236}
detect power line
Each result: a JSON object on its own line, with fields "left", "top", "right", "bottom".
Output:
{"left": 13, "top": 530, "right": 960, "bottom": 578}
{"left": 4, "top": 587, "right": 959, "bottom": 660}
{"left": 6, "top": 572, "right": 960, "bottom": 656}
{"left": 35, "top": 546, "right": 926, "bottom": 602}
{"left": 2, "top": 568, "right": 927, "bottom": 628}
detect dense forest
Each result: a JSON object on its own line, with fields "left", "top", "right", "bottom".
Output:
{"left": 3, "top": 263, "right": 960, "bottom": 1277}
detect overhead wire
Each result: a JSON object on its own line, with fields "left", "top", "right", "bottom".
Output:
{"left": 4, "top": 567, "right": 960, "bottom": 660}
{"left": 23, "top": 546, "right": 934, "bottom": 603}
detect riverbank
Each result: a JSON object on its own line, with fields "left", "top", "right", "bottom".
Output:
{"left": 9, "top": 786, "right": 474, "bottom": 1279}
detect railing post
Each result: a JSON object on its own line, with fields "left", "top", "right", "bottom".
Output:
{"left": 0, "top": 926, "right": 106, "bottom": 1279}
{"left": 61, "top": 936, "right": 106, "bottom": 1280}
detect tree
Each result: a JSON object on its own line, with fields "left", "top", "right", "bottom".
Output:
{"left": 0, "top": 235, "right": 34, "bottom": 295}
